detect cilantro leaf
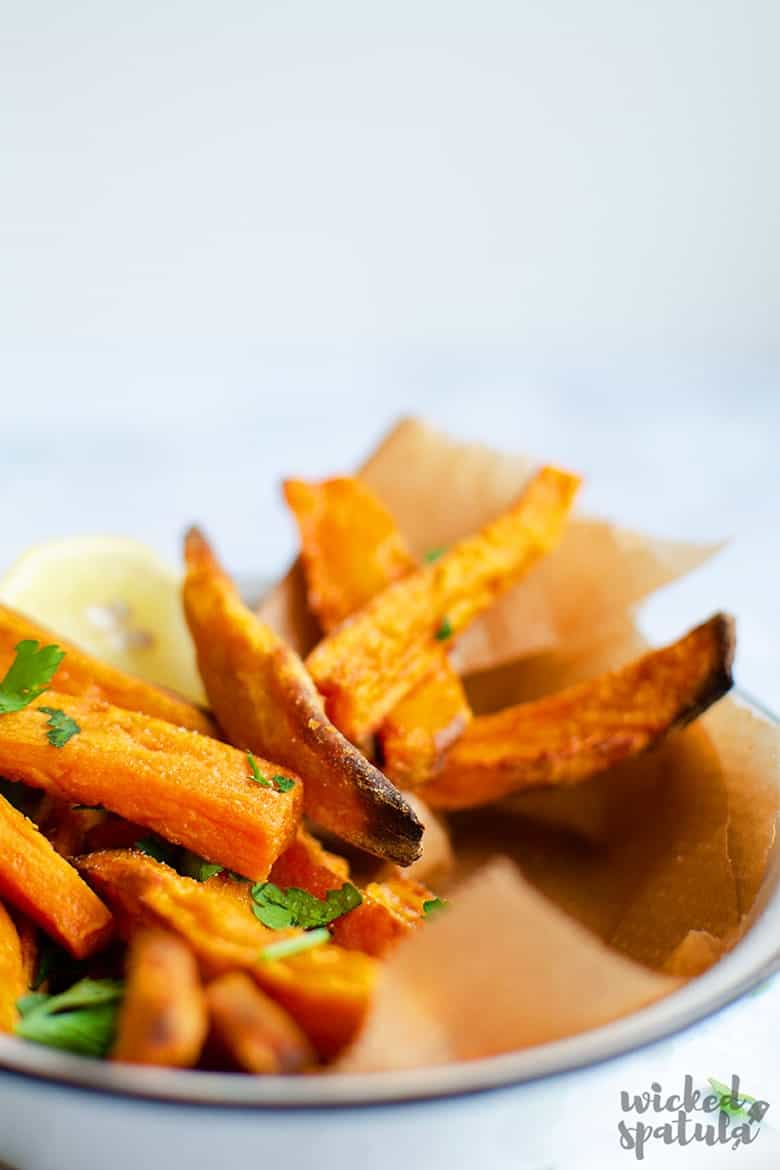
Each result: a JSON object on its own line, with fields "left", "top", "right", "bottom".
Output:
{"left": 259, "top": 928, "right": 331, "bottom": 962}
{"left": 423, "top": 546, "right": 446, "bottom": 563}
{"left": 247, "top": 751, "right": 271, "bottom": 788}
{"left": 250, "top": 881, "right": 362, "bottom": 930}
{"left": 0, "top": 641, "right": 65, "bottom": 714}
{"left": 434, "top": 616, "right": 453, "bottom": 641}
{"left": 133, "top": 835, "right": 178, "bottom": 866}
{"left": 38, "top": 706, "right": 80, "bottom": 748}
{"left": 246, "top": 753, "right": 295, "bottom": 793}
{"left": 271, "top": 774, "right": 296, "bottom": 793}
{"left": 15, "top": 978, "right": 123, "bottom": 1058}
{"left": 707, "top": 1078, "right": 757, "bottom": 1120}
{"left": 180, "top": 850, "right": 224, "bottom": 883}
{"left": 423, "top": 897, "right": 448, "bottom": 917}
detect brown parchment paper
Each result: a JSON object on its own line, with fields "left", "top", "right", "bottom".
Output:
{"left": 262, "top": 416, "right": 778, "bottom": 1066}
{"left": 337, "top": 859, "right": 682, "bottom": 1071}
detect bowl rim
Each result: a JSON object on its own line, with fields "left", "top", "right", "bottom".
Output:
{"left": 0, "top": 692, "right": 777, "bottom": 1111}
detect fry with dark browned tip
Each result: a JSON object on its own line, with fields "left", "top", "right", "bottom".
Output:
{"left": 284, "top": 476, "right": 472, "bottom": 786}
{"left": 0, "top": 694, "right": 301, "bottom": 880}
{"left": 206, "top": 972, "right": 315, "bottom": 1073}
{"left": 423, "top": 614, "right": 736, "bottom": 810}
{"left": 182, "top": 527, "right": 423, "bottom": 867}
{"left": 112, "top": 928, "right": 208, "bottom": 1067}
{"left": 0, "top": 794, "right": 113, "bottom": 958}
{"left": 0, "top": 604, "right": 215, "bottom": 736}
{"left": 305, "top": 466, "right": 581, "bottom": 745}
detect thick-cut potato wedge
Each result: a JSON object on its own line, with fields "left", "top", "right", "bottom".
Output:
{"left": 79, "top": 851, "right": 376, "bottom": 1059}
{"left": 283, "top": 477, "right": 415, "bottom": 632}
{"left": 0, "top": 900, "right": 27, "bottom": 1031}
{"left": 378, "top": 660, "right": 472, "bottom": 786}
{"left": 182, "top": 528, "right": 422, "bottom": 866}
{"left": 0, "top": 604, "right": 214, "bottom": 736}
{"left": 306, "top": 467, "right": 581, "bottom": 744}
{"left": 270, "top": 827, "right": 433, "bottom": 958}
{"left": 112, "top": 928, "right": 208, "bottom": 1067}
{"left": 206, "top": 972, "right": 315, "bottom": 1073}
{"left": 0, "top": 795, "right": 112, "bottom": 958}
{"left": 284, "top": 476, "right": 473, "bottom": 785}
{"left": 0, "top": 694, "right": 301, "bottom": 880}
{"left": 424, "top": 615, "right": 736, "bottom": 810}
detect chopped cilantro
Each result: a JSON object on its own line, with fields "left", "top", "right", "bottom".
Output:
{"left": 247, "top": 752, "right": 295, "bottom": 793}
{"left": 424, "top": 547, "right": 446, "bottom": 563}
{"left": 15, "top": 978, "right": 123, "bottom": 1058}
{"left": 0, "top": 641, "right": 65, "bottom": 714}
{"left": 707, "top": 1078, "right": 758, "bottom": 1120}
{"left": 434, "top": 616, "right": 453, "bottom": 641}
{"left": 423, "top": 897, "right": 448, "bottom": 917}
{"left": 272, "top": 774, "right": 296, "bottom": 793}
{"left": 259, "top": 928, "right": 331, "bottom": 962}
{"left": 250, "top": 881, "right": 362, "bottom": 930}
{"left": 38, "top": 706, "right": 80, "bottom": 748}
{"left": 133, "top": 835, "right": 177, "bottom": 866}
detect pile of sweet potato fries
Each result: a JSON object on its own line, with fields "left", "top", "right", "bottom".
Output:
{"left": 0, "top": 460, "right": 735, "bottom": 1073}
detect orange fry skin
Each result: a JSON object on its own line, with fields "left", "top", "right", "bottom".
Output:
{"left": 182, "top": 528, "right": 422, "bottom": 867}
{"left": 378, "top": 660, "right": 472, "bottom": 787}
{"left": 0, "top": 795, "right": 112, "bottom": 958}
{"left": 270, "top": 827, "right": 350, "bottom": 898}
{"left": 206, "top": 972, "right": 315, "bottom": 1074}
{"left": 306, "top": 467, "right": 581, "bottom": 744}
{"left": 0, "top": 901, "right": 27, "bottom": 1031}
{"left": 79, "top": 851, "right": 377, "bottom": 1060}
{"left": 424, "top": 614, "right": 736, "bottom": 810}
{"left": 283, "top": 477, "right": 415, "bottom": 632}
{"left": 112, "top": 928, "right": 207, "bottom": 1067}
{"left": 284, "top": 476, "right": 473, "bottom": 785}
{"left": 0, "top": 604, "right": 215, "bottom": 736}
{"left": 0, "top": 694, "right": 301, "bottom": 880}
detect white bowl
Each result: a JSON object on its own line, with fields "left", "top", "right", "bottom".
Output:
{"left": 1, "top": 695, "right": 777, "bottom": 1170}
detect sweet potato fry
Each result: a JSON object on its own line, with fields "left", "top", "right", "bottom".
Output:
{"left": 331, "top": 877, "right": 433, "bottom": 958}
{"left": 283, "top": 477, "right": 415, "bottom": 632}
{"left": 0, "top": 794, "right": 112, "bottom": 958}
{"left": 79, "top": 850, "right": 377, "bottom": 1059}
{"left": 0, "top": 604, "right": 214, "bottom": 736}
{"left": 306, "top": 466, "right": 581, "bottom": 744}
{"left": 378, "top": 661, "right": 472, "bottom": 786}
{"left": 284, "top": 476, "right": 473, "bottom": 786}
{"left": 0, "top": 694, "right": 301, "bottom": 879}
{"left": 182, "top": 528, "right": 422, "bottom": 866}
{"left": 37, "top": 796, "right": 105, "bottom": 859}
{"left": 271, "top": 827, "right": 433, "bottom": 958}
{"left": 423, "top": 615, "right": 735, "bottom": 810}
{"left": 112, "top": 928, "right": 207, "bottom": 1067}
{"left": 206, "top": 972, "right": 315, "bottom": 1073}
{"left": 0, "top": 900, "right": 27, "bottom": 1031}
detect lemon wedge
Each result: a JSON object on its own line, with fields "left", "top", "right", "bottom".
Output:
{"left": 0, "top": 537, "right": 206, "bottom": 703}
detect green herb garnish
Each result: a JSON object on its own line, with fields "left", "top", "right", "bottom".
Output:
{"left": 133, "top": 836, "right": 177, "bottom": 865}
{"left": 247, "top": 753, "right": 295, "bottom": 793}
{"left": 259, "top": 928, "right": 331, "bottom": 962}
{"left": 272, "top": 774, "right": 296, "bottom": 793}
{"left": 0, "top": 641, "right": 65, "bottom": 714}
{"left": 72, "top": 804, "right": 103, "bottom": 812}
{"left": 707, "top": 1078, "right": 757, "bottom": 1120}
{"left": 434, "top": 616, "right": 453, "bottom": 641}
{"left": 423, "top": 897, "right": 447, "bottom": 917}
{"left": 424, "top": 547, "right": 446, "bottom": 563}
{"left": 15, "top": 978, "right": 123, "bottom": 1058}
{"left": 38, "top": 706, "right": 80, "bottom": 748}
{"left": 250, "top": 881, "right": 362, "bottom": 930}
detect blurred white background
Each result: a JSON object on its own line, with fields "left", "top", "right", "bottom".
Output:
{"left": 1, "top": 0, "right": 778, "bottom": 703}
